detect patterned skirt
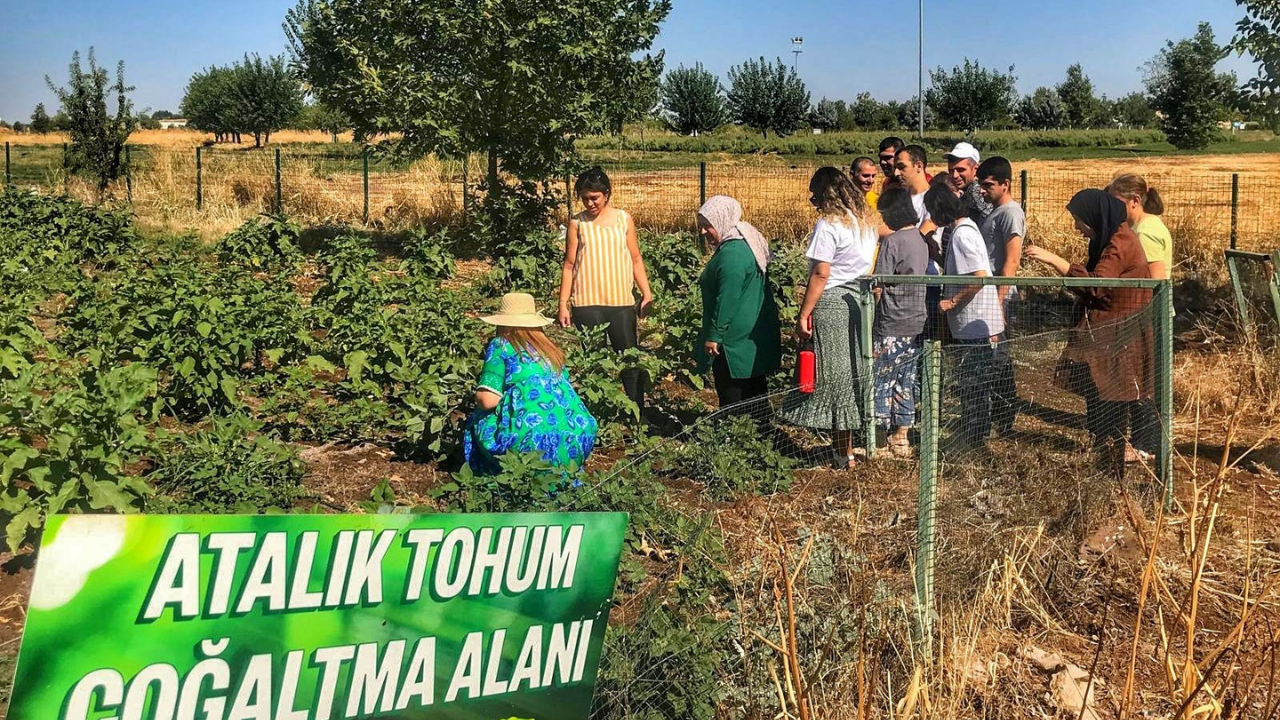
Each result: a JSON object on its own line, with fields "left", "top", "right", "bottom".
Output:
{"left": 779, "top": 284, "right": 868, "bottom": 431}
{"left": 874, "top": 334, "right": 922, "bottom": 429}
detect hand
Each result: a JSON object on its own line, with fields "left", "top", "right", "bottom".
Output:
{"left": 704, "top": 341, "right": 720, "bottom": 357}
{"left": 1024, "top": 245, "right": 1050, "bottom": 263}
{"left": 558, "top": 305, "right": 571, "bottom": 328}
{"left": 797, "top": 313, "right": 814, "bottom": 341}
{"left": 638, "top": 295, "right": 653, "bottom": 319}
{"left": 939, "top": 298, "right": 955, "bottom": 314}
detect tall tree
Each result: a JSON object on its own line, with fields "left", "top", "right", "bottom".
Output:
{"left": 809, "top": 98, "right": 839, "bottom": 132}
{"left": 46, "top": 49, "right": 138, "bottom": 200}
{"left": 229, "top": 54, "right": 304, "bottom": 147}
{"left": 725, "top": 57, "right": 810, "bottom": 138}
{"left": 181, "top": 66, "right": 238, "bottom": 143}
{"left": 926, "top": 59, "right": 1017, "bottom": 133}
{"left": 660, "top": 63, "right": 726, "bottom": 136}
{"left": 1056, "top": 64, "right": 1103, "bottom": 128}
{"left": 1113, "top": 92, "right": 1157, "bottom": 128}
{"left": 286, "top": 0, "right": 670, "bottom": 187}
{"left": 29, "top": 103, "right": 52, "bottom": 134}
{"left": 849, "top": 92, "right": 898, "bottom": 130}
{"left": 1015, "top": 87, "right": 1067, "bottom": 130}
{"left": 1145, "top": 23, "right": 1237, "bottom": 149}
{"left": 1232, "top": 0, "right": 1280, "bottom": 130}
{"left": 296, "top": 101, "right": 350, "bottom": 142}
{"left": 898, "top": 97, "right": 933, "bottom": 132}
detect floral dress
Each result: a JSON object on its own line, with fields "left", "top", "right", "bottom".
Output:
{"left": 463, "top": 338, "right": 599, "bottom": 475}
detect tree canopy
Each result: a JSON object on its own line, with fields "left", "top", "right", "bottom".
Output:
{"left": 725, "top": 57, "right": 810, "bottom": 138}
{"left": 1056, "top": 64, "right": 1103, "bottom": 128}
{"left": 1233, "top": 0, "right": 1280, "bottom": 129}
{"left": 1015, "top": 87, "right": 1067, "bottom": 130}
{"left": 1145, "top": 23, "right": 1237, "bottom": 149}
{"left": 46, "top": 49, "right": 138, "bottom": 199}
{"left": 926, "top": 59, "right": 1017, "bottom": 133}
{"left": 181, "top": 55, "right": 303, "bottom": 146}
{"left": 660, "top": 63, "right": 726, "bottom": 136}
{"left": 286, "top": 0, "right": 670, "bottom": 182}
{"left": 29, "top": 104, "right": 52, "bottom": 134}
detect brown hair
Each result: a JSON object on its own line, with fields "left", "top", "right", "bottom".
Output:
{"left": 809, "top": 166, "right": 872, "bottom": 224}
{"left": 1107, "top": 173, "right": 1164, "bottom": 215}
{"left": 498, "top": 327, "right": 565, "bottom": 371}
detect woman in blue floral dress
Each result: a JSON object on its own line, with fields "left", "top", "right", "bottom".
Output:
{"left": 464, "top": 293, "right": 599, "bottom": 475}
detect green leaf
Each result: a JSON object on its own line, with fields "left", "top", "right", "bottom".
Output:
{"left": 5, "top": 507, "right": 42, "bottom": 553}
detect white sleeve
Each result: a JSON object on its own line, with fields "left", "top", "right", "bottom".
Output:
{"left": 805, "top": 220, "right": 837, "bottom": 263}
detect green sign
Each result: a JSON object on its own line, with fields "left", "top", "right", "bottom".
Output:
{"left": 10, "top": 512, "right": 628, "bottom": 720}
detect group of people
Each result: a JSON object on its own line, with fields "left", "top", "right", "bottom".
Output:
{"left": 463, "top": 141, "right": 1174, "bottom": 476}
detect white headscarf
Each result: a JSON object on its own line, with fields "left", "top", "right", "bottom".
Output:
{"left": 697, "top": 195, "right": 771, "bottom": 273}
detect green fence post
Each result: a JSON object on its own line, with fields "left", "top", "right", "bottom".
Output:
{"left": 1019, "top": 169, "right": 1028, "bottom": 213}
{"left": 462, "top": 154, "right": 469, "bottom": 224}
{"left": 124, "top": 145, "right": 132, "bottom": 203}
{"left": 699, "top": 161, "right": 707, "bottom": 207}
{"left": 1153, "top": 280, "right": 1174, "bottom": 510}
{"left": 1226, "top": 253, "right": 1254, "bottom": 335}
{"left": 63, "top": 142, "right": 69, "bottom": 194}
{"left": 1230, "top": 173, "right": 1239, "bottom": 251}
{"left": 195, "top": 147, "right": 203, "bottom": 211}
{"left": 274, "top": 148, "right": 282, "bottom": 214}
{"left": 861, "top": 280, "right": 876, "bottom": 459}
{"left": 362, "top": 147, "right": 370, "bottom": 225}
{"left": 914, "top": 338, "right": 941, "bottom": 658}
{"left": 4, "top": 142, "right": 9, "bottom": 189}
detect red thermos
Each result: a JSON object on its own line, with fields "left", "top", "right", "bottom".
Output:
{"left": 798, "top": 347, "right": 816, "bottom": 393}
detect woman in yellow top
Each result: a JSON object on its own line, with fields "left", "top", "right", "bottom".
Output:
{"left": 557, "top": 167, "right": 655, "bottom": 411}
{"left": 1108, "top": 174, "right": 1173, "bottom": 280}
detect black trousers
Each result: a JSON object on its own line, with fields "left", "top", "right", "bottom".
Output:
{"left": 571, "top": 305, "right": 646, "bottom": 409}
{"left": 1082, "top": 378, "right": 1160, "bottom": 476}
{"left": 712, "top": 354, "right": 769, "bottom": 411}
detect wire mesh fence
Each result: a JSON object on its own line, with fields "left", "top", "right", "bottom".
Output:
{"left": 1225, "top": 249, "right": 1280, "bottom": 341}
{"left": 5, "top": 142, "right": 1278, "bottom": 261}
{"left": 572, "top": 274, "right": 1171, "bottom": 718}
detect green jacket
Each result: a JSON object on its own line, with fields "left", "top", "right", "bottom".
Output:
{"left": 695, "top": 238, "right": 782, "bottom": 379}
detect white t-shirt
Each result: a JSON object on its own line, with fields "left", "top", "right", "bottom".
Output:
{"left": 911, "top": 192, "right": 931, "bottom": 228}
{"left": 804, "top": 214, "right": 878, "bottom": 291}
{"left": 944, "top": 219, "right": 1005, "bottom": 340}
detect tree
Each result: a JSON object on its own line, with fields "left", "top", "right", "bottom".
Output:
{"left": 152, "top": 109, "right": 177, "bottom": 120}
{"left": 136, "top": 111, "right": 161, "bottom": 130}
{"left": 12, "top": 121, "right": 26, "bottom": 134}
{"left": 725, "top": 57, "right": 810, "bottom": 138}
{"left": 29, "top": 103, "right": 52, "bottom": 134}
{"left": 1145, "top": 23, "right": 1237, "bottom": 149}
{"left": 660, "top": 63, "right": 726, "bottom": 136}
{"left": 848, "top": 92, "right": 898, "bottom": 130}
{"left": 809, "top": 98, "right": 839, "bottom": 132}
{"left": 51, "top": 110, "right": 71, "bottom": 131}
{"left": 1112, "top": 93, "right": 1157, "bottom": 128}
{"left": 287, "top": 0, "right": 670, "bottom": 190}
{"left": 46, "top": 49, "right": 138, "bottom": 200}
{"left": 1232, "top": 0, "right": 1280, "bottom": 130}
{"left": 898, "top": 97, "right": 933, "bottom": 132}
{"left": 1015, "top": 87, "right": 1067, "bottom": 130}
{"left": 1056, "top": 64, "right": 1103, "bottom": 128}
{"left": 229, "top": 54, "right": 304, "bottom": 147}
{"left": 181, "top": 66, "right": 240, "bottom": 143}
{"left": 926, "top": 59, "right": 1017, "bottom": 133}
{"left": 296, "top": 101, "right": 350, "bottom": 141}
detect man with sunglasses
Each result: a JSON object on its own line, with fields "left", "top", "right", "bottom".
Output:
{"left": 876, "top": 137, "right": 906, "bottom": 195}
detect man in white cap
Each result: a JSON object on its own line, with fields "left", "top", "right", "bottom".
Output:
{"left": 944, "top": 142, "right": 993, "bottom": 222}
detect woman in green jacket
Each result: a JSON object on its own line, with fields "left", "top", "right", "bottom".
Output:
{"left": 695, "top": 196, "right": 782, "bottom": 409}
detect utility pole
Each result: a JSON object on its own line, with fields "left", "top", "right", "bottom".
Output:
{"left": 792, "top": 37, "right": 804, "bottom": 72}
{"left": 918, "top": 0, "right": 925, "bottom": 137}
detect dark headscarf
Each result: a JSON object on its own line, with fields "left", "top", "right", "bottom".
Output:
{"left": 1067, "top": 189, "right": 1128, "bottom": 271}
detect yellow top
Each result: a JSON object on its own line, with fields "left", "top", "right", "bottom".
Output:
{"left": 1133, "top": 215, "right": 1173, "bottom": 269}
{"left": 572, "top": 209, "right": 635, "bottom": 307}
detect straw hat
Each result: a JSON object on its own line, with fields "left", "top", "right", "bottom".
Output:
{"left": 481, "top": 293, "right": 554, "bottom": 328}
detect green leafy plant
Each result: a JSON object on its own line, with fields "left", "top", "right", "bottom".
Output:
{"left": 400, "top": 226, "right": 456, "bottom": 280}
{"left": 150, "top": 413, "right": 307, "bottom": 513}
{"left": 217, "top": 214, "right": 303, "bottom": 272}
{"left": 483, "top": 225, "right": 566, "bottom": 300}
{"left": 657, "top": 415, "right": 793, "bottom": 499}
{"left": 0, "top": 362, "right": 159, "bottom": 551}
{"left": 432, "top": 452, "right": 570, "bottom": 513}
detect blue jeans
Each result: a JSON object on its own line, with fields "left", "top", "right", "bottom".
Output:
{"left": 953, "top": 334, "right": 1004, "bottom": 446}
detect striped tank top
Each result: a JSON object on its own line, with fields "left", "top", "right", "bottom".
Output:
{"left": 572, "top": 209, "right": 635, "bottom": 307}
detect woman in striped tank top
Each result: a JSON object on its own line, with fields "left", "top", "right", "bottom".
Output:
{"left": 557, "top": 167, "right": 654, "bottom": 411}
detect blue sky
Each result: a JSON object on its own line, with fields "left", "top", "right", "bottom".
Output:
{"left": 0, "top": 0, "right": 1258, "bottom": 124}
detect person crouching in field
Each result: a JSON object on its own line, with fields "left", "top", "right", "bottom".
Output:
{"left": 694, "top": 196, "right": 782, "bottom": 412}
{"left": 872, "top": 187, "right": 930, "bottom": 458}
{"left": 557, "top": 167, "right": 655, "bottom": 413}
{"left": 779, "top": 167, "right": 879, "bottom": 468}
{"left": 465, "top": 293, "right": 599, "bottom": 476}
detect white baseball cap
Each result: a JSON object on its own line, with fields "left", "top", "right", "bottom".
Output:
{"left": 943, "top": 142, "right": 980, "bottom": 164}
